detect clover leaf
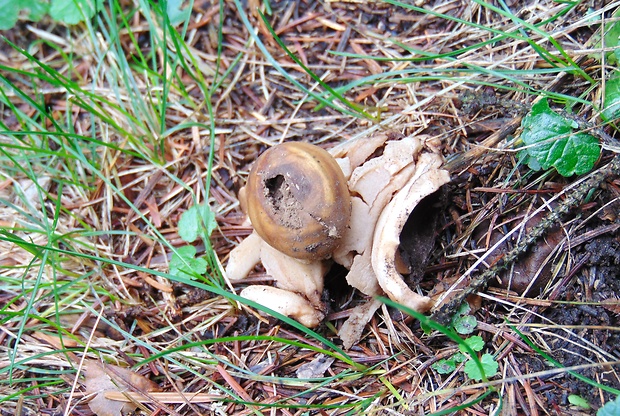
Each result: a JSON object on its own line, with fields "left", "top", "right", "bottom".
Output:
{"left": 432, "top": 358, "right": 457, "bottom": 374}
{"left": 451, "top": 303, "right": 477, "bottom": 335}
{"left": 460, "top": 335, "right": 485, "bottom": 353}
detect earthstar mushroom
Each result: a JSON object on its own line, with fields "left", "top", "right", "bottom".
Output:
{"left": 225, "top": 134, "right": 450, "bottom": 347}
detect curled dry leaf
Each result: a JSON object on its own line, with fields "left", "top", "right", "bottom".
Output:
{"left": 225, "top": 133, "right": 450, "bottom": 347}
{"left": 601, "top": 298, "right": 620, "bottom": 315}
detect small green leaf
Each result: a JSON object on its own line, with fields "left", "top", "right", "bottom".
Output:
{"left": 460, "top": 335, "right": 485, "bottom": 353}
{"left": 568, "top": 394, "right": 591, "bottom": 410}
{"left": 169, "top": 245, "right": 207, "bottom": 279}
{"left": 463, "top": 353, "right": 499, "bottom": 381}
{"left": 453, "top": 315, "right": 477, "bottom": 335}
{"left": 602, "top": 72, "right": 620, "bottom": 122}
{"left": 456, "top": 302, "right": 471, "bottom": 316}
{"left": 519, "top": 99, "right": 600, "bottom": 177}
{"left": 50, "top": 0, "right": 102, "bottom": 25}
{"left": 450, "top": 302, "right": 477, "bottom": 334}
{"left": 420, "top": 321, "right": 432, "bottom": 334}
{"left": 432, "top": 359, "right": 456, "bottom": 374}
{"left": 178, "top": 203, "right": 217, "bottom": 243}
{"left": 598, "top": 395, "right": 620, "bottom": 416}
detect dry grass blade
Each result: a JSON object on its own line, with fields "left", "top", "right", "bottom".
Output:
{"left": 103, "top": 391, "right": 222, "bottom": 403}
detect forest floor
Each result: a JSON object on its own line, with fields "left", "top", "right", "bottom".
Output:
{"left": 1, "top": 0, "right": 620, "bottom": 415}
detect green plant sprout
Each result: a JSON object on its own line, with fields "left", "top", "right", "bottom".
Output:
{"left": 591, "top": 9, "right": 620, "bottom": 66}
{"left": 593, "top": 9, "right": 620, "bottom": 123}
{"left": 568, "top": 394, "right": 591, "bottom": 410}
{"left": 602, "top": 73, "right": 620, "bottom": 122}
{"left": 169, "top": 245, "right": 208, "bottom": 280}
{"left": 431, "top": 303, "right": 499, "bottom": 382}
{"left": 177, "top": 203, "right": 217, "bottom": 244}
{"left": 170, "top": 202, "right": 217, "bottom": 279}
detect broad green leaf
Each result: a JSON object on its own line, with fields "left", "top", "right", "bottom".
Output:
{"left": 169, "top": 245, "right": 207, "bottom": 279}
{"left": 0, "top": 0, "right": 48, "bottom": 29}
{"left": 568, "top": 394, "right": 591, "bottom": 410}
{"left": 432, "top": 359, "right": 456, "bottom": 374}
{"left": 24, "top": 0, "right": 49, "bottom": 20}
{"left": 598, "top": 396, "right": 620, "bottom": 416}
{"left": 463, "top": 353, "right": 499, "bottom": 381}
{"left": 178, "top": 203, "right": 217, "bottom": 243}
{"left": 50, "top": 0, "right": 102, "bottom": 25}
{"left": 602, "top": 72, "right": 620, "bottom": 122}
{"left": 0, "top": 0, "right": 20, "bottom": 30}
{"left": 460, "top": 335, "right": 485, "bottom": 353}
{"left": 519, "top": 99, "right": 600, "bottom": 177}
{"left": 166, "top": 0, "right": 190, "bottom": 25}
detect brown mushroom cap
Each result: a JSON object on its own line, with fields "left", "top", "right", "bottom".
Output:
{"left": 245, "top": 142, "right": 352, "bottom": 260}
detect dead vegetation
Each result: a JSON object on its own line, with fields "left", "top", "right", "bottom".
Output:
{"left": 1, "top": 0, "right": 619, "bottom": 415}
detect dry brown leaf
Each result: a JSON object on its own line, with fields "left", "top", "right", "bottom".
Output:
{"left": 295, "top": 354, "right": 335, "bottom": 379}
{"left": 84, "top": 360, "right": 159, "bottom": 416}
{"left": 601, "top": 298, "right": 620, "bottom": 315}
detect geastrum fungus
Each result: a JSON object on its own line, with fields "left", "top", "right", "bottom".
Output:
{"left": 225, "top": 133, "right": 450, "bottom": 347}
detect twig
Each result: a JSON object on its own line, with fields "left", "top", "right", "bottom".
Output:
{"left": 431, "top": 155, "right": 620, "bottom": 325}
{"left": 442, "top": 116, "right": 522, "bottom": 174}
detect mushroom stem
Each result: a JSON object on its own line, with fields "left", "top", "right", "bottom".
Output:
{"left": 260, "top": 243, "right": 327, "bottom": 309}
{"left": 239, "top": 285, "right": 325, "bottom": 327}
{"left": 225, "top": 232, "right": 262, "bottom": 281}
